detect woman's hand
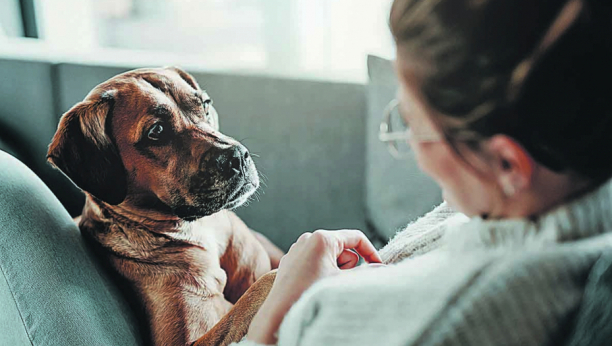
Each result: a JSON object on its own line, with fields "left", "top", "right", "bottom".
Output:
{"left": 274, "top": 230, "right": 382, "bottom": 308}
{"left": 246, "top": 229, "right": 382, "bottom": 344}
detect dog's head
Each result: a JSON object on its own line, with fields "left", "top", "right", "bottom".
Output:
{"left": 47, "top": 67, "right": 259, "bottom": 221}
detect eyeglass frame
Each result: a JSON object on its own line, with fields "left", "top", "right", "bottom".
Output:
{"left": 378, "top": 98, "right": 441, "bottom": 159}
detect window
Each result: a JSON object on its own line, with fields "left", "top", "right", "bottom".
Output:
{"left": 0, "top": 0, "right": 37, "bottom": 38}
{"left": 2, "top": 0, "right": 395, "bottom": 82}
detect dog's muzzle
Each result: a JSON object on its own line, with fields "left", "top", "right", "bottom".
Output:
{"left": 203, "top": 143, "right": 259, "bottom": 206}
{"left": 175, "top": 144, "right": 259, "bottom": 221}
{"left": 214, "top": 145, "right": 251, "bottom": 179}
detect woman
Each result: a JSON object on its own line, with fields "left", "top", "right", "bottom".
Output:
{"left": 235, "top": 0, "right": 612, "bottom": 344}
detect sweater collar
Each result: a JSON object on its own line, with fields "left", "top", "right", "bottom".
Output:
{"left": 444, "top": 178, "right": 612, "bottom": 250}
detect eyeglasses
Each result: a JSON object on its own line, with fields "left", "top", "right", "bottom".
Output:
{"left": 378, "top": 98, "right": 441, "bottom": 159}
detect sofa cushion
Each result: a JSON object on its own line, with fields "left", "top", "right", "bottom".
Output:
{"left": 55, "top": 63, "right": 370, "bottom": 251}
{"left": 0, "top": 59, "right": 84, "bottom": 217}
{"left": 365, "top": 55, "right": 442, "bottom": 242}
{"left": 0, "top": 150, "right": 142, "bottom": 346}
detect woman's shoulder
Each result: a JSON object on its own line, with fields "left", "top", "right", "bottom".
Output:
{"left": 309, "top": 231, "right": 612, "bottom": 303}
{"left": 279, "top": 234, "right": 612, "bottom": 345}
{"left": 301, "top": 231, "right": 612, "bottom": 319}
{"left": 487, "top": 231, "right": 612, "bottom": 281}
{"left": 441, "top": 230, "right": 612, "bottom": 298}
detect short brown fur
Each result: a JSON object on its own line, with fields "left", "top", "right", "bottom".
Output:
{"left": 48, "top": 67, "right": 276, "bottom": 346}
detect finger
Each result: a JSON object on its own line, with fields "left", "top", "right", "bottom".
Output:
{"left": 297, "top": 232, "right": 312, "bottom": 243}
{"left": 278, "top": 254, "right": 287, "bottom": 267}
{"left": 332, "top": 230, "right": 382, "bottom": 264}
{"left": 288, "top": 232, "right": 311, "bottom": 253}
{"left": 337, "top": 249, "right": 359, "bottom": 269}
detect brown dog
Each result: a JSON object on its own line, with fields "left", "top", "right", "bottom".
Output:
{"left": 47, "top": 67, "right": 279, "bottom": 346}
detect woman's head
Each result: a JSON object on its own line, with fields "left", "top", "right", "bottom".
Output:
{"left": 389, "top": 0, "right": 612, "bottom": 217}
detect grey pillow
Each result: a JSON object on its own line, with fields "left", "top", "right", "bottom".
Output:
{"left": 365, "top": 55, "right": 442, "bottom": 242}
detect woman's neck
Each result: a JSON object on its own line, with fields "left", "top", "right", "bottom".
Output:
{"left": 499, "top": 169, "right": 594, "bottom": 220}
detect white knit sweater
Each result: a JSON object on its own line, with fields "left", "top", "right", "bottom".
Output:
{"left": 233, "top": 178, "right": 612, "bottom": 346}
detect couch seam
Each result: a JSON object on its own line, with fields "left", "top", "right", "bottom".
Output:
{"left": 0, "top": 261, "right": 35, "bottom": 346}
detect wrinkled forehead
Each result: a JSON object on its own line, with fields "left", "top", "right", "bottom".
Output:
{"left": 109, "top": 68, "right": 201, "bottom": 102}
{"left": 91, "top": 68, "right": 208, "bottom": 139}
{"left": 125, "top": 68, "right": 199, "bottom": 92}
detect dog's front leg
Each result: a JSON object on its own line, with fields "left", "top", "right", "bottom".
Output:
{"left": 252, "top": 230, "right": 284, "bottom": 269}
{"left": 192, "top": 270, "right": 277, "bottom": 346}
{"left": 220, "top": 211, "right": 274, "bottom": 303}
{"left": 142, "top": 282, "right": 233, "bottom": 346}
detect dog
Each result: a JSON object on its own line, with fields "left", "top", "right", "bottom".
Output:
{"left": 47, "top": 67, "right": 279, "bottom": 346}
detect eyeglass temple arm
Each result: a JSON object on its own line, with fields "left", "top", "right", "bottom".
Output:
{"left": 378, "top": 131, "right": 410, "bottom": 142}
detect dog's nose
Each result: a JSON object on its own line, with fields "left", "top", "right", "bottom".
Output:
{"left": 216, "top": 145, "right": 250, "bottom": 178}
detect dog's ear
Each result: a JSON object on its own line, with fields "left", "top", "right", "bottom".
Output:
{"left": 167, "top": 66, "right": 201, "bottom": 90}
{"left": 47, "top": 92, "right": 127, "bottom": 205}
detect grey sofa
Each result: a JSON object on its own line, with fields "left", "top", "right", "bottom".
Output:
{"left": 0, "top": 56, "right": 441, "bottom": 250}
{"left": 0, "top": 55, "right": 442, "bottom": 345}
{"left": 0, "top": 150, "right": 142, "bottom": 345}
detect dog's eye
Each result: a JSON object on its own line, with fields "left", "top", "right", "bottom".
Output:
{"left": 202, "top": 100, "right": 212, "bottom": 116}
{"left": 147, "top": 123, "right": 164, "bottom": 140}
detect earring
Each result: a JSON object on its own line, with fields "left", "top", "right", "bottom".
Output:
{"left": 502, "top": 180, "right": 516, "bottom": 197}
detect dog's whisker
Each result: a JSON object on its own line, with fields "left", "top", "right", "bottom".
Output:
{"left": 258, "top": 171, "right": 269, "bottom": 183}
{"left": 256, "top": 171, "right": 267, "bottom": 186}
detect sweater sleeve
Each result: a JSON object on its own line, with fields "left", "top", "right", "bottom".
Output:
{"left": 265, "top": 249, "right": 592, "bottom": 346}
{"left": 379, "top": 202, "right": 466, "bottom": 264}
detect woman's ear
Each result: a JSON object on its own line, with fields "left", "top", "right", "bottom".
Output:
{"left": 487, "top": 135, "right": 534, "bottom": 197}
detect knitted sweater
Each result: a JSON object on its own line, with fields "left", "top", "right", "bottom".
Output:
{"left": 233, "top": 179, "right": 612, "bottom": 346}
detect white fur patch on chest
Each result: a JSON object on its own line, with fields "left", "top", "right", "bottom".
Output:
{"left": 166, "top": 211, "right": 231, "bottom": 255}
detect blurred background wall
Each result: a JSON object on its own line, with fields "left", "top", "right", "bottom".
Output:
{"left": 0, "top": 0, "right": 442, "bottom": 251}
{"left": 1, "top": 0, "right": 395, "bottom": 82}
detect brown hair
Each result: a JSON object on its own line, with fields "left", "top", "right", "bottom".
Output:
{"left": 390, "top": 0, "right": 612, "bottom": 182}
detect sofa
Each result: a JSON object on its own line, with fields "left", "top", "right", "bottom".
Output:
{"left": 0, "top": 55, "right": 442, "bottom": 345}
{"left": 0, "top": 55, "right": 442, "bottom": 250}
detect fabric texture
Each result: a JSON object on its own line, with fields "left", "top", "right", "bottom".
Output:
{"left": 0, "top": 150, "right": 143, "bottom": 346}
{"left": 565, "top": 251, "right": 612, "bottom": 345}
{"left": 233, "top": 177, "right": 612, "bottom": 346}
{"left": 0, "top": 59, "right": 85, "bottom": 217}
{"left": 378, "top": 202, "right": 464, "bottom": 264}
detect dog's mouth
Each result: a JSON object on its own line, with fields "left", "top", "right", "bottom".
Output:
{"left": 224, "top": 179, "right": 258, "bottom": 209}
{"left": 173, "top": 170, "right": 259, "bottom": 221}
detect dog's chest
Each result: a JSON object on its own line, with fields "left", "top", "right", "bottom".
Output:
{"left": 166, "top": 219, "right": 231, "bottom": 292}
{"left": 181, "top": 251, "right": 228, "bottom": 297}
{"left": 168, "top": 218, "right": 228, "bottom": 255}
